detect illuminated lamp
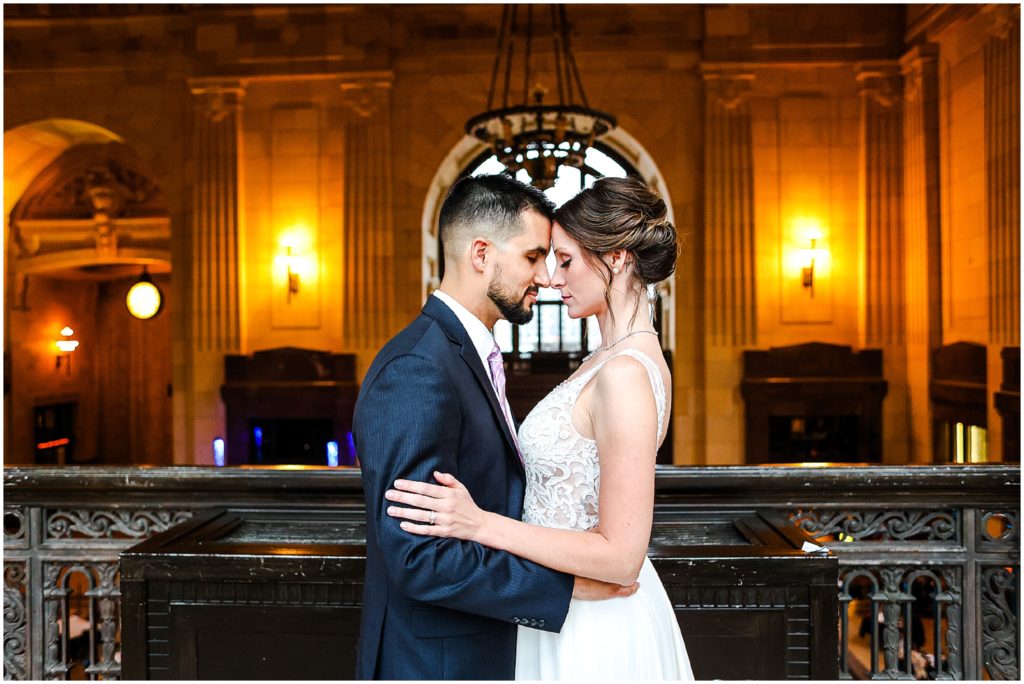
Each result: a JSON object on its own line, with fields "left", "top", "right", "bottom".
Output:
{"left": 55, "top": 327, "right": 79, "bottom": 374}
{"left": 126, "top": 267, "right": 163, "bottom": 320}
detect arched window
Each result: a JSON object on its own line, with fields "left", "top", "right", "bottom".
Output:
{"left": 455, "top": 144, "right": 648, "bottom": 356}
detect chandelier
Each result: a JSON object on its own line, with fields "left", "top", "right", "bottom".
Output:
{"left": 465, "top": 5, "right": 617, "bottom": 189}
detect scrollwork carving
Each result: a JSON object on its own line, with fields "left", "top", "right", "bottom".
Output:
{"left": 702, "top": 71, "right": 754, "bottom": 111}
{"left": 941, "top": 567, "right": 963, "bottom": 679}
{"left": 981, "top": 566, "right": 1019, "bottom": 680}
{"left": 45, "top": 508, "right": 192, "bottom": 541}
{"left": 788, "top": 508, "right": 958, "bottom": 542}
{"left": 4, "top": 563, "right": 28, "bottom": 680}
{"left": 3, "top": 507, "right": 27, "bottom": 548}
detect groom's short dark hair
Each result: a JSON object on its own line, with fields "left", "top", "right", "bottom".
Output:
{"left": 439, "top": 173, "right": 555, "bottom": 263}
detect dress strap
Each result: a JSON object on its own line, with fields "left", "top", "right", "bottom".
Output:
{"left": 588, "top": 348, "right": 668, "bottom": 439}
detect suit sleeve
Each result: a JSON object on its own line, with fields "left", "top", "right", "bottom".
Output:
{"left": 355, "top": 353, "right": 573, "bottom": 632}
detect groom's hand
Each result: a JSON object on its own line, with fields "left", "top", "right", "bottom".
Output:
{"left": 571, "top": 576, "right": 639, "bottom": 601}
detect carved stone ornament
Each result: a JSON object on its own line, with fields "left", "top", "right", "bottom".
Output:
{"left": 340, "top": 77, "right": 392, "bottom": 119}
{"left": 980, "top": 4, "right": 1017, "bottom": 41}
{"left": 702, "top": 70, "right": 755, "bottom": 111}
{"left": 856, "top": 64, "right": 902, "bottom": 108}
{"left": 189, "top": 80, "right": 246, "bottom": 123}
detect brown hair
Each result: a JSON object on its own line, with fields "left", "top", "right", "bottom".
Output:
{"left": 554, "top": 176, "right": 678, "bottom": 324}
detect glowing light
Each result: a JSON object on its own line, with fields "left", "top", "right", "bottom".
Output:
{"left": 327, "top": 441, "right": 339, "bottom": 467}
{"left": 55, "top": 328, "right": 79, "bottom": 353}
{"left": 346, "top": 432, "right": 358, "bottom": 466}
{"left": 127, "top": 282, "right": 161, "bottom": 319}
{"left": 213, "top": 438, "right": 226, "bottom": 467}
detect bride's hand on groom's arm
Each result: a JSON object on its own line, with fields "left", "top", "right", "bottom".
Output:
{"left": 572, "top": 575, "right": 639, "bottom": 601}
{"left": 385, "top": 471, "right": 489, "bottom": 543}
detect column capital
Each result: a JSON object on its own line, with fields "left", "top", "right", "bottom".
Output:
{"left": 700, "top": 67, "right": 755, "bottom": 110}
{"left": 855, "top": 61, "right": 902, "bottom": 108}
{"left": 899, "top": 45, "right": 939, "bottom": 103}
{"left": 339, "top": 71, "right": 394, "bottom": 119}
{"left": 899, "top": 44, "right": 939, "bottom": 74}
{"left": 980, "top": 4, "right": 1018, "bottom": 40}
{"left": 187, "top": 78, "right": 246, "bottom": 122}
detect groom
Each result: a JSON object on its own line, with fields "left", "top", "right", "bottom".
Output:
{"left": 354, "top": 174, "right": 634, "bottom": 680}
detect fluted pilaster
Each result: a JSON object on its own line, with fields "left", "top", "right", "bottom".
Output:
{"left": 703, "top": 70, "right": 756, "bottom": 348}
{"left": 900, "top": 45, "right": 941, "bottom": 462}
{"left": 901, "top": 46, "right": 942, "bottom": 352}
{"left": 984, "top": 7, "right": 1020, "bottom": 346}
{"left": 188, "top": 78, "right": 244, "bottom": 353}
{"left": 340, "top": 74, "right": 395, "bottom": 351}
{"left": 857, "top": 63, "right": 905, "bottom": 347}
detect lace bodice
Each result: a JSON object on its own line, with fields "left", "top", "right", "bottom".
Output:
{"left": 518, "top": 348, "right": 667, "bottom": 532}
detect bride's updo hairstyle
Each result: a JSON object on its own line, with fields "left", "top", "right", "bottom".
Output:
{"left": 554, "top": 176, "right": 678, "bottom": 324}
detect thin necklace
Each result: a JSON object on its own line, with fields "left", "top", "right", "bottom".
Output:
{"left": 581, "top": 329, "right": 658, "bottom": 363}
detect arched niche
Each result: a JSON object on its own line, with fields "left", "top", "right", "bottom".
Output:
{"left": 4, "top": 119, "right": 173, "bottom": 466}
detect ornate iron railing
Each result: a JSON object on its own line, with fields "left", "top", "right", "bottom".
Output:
{"left": 3, "top": 464, "right": 1019, "bottom": 680}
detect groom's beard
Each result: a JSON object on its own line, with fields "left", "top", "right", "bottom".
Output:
{"left": 488, "top": 271, "right": 538, "bottom": 325}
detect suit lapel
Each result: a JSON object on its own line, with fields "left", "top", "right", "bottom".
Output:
{"left": 423, "top": 297, "right": 524, "bottom": 473}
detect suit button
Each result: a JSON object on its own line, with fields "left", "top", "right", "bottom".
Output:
{"left": 538, "top": 619, "right": 545, "bottom": 628}
{"left": 511, "top": 617, "right": 521, "bottom": 624}
{"left": 529, "top": 619, "right": 538, "bottom": 627}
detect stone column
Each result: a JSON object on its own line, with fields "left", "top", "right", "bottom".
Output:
{"left": 340, "top": 74, "right": 396, "bottom": 366}
{"left": 182, "top": 78, "right": 245, "bottom": 464}
{"left": 701, "top": 69, "right": 756, "bottom": 464}
{"left": 900, "top": 46, "right": 942, "bottom": 463}
{"left": 983, "top": 6, "right": 1020, "bottom": 460}
{"left": 856, "top": 62, "right": 908, "bottom": 463}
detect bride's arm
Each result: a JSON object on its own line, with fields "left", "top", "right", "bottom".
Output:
{"left": 385, "top": 355, "right": 659, "bottom": 586}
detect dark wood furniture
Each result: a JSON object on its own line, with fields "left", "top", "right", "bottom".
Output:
{"left": 930, "top": 342, "right": 987, "bottom": 461}
{"left": 994, "top": 346, "right": 1020, "bottom": 460}
{"left": 740, "top": 343, "right": 888, "bottom": 463}
{"left": 220, "top": 348, "right": 358, "bottom": 466}
{"left": 121, "top": 507, "right": 837, "bottom": 680}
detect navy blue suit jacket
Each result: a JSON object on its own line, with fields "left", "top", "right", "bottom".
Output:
{"left": 353, "top": 295, "right": 574, "bottom": 680}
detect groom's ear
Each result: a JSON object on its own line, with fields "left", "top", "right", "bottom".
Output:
{"left": 469, "top": 237, "right": 491, "bottom": 273}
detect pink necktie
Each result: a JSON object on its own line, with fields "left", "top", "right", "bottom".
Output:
{"left": 488, "top": 344, "right": 523, "bottom": 464}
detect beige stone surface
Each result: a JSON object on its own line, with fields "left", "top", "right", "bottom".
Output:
{"left": 3, "top": 4, "right": 1018, "bottom": 465}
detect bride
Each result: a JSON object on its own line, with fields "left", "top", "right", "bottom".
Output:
{"left": 385, "top": 176, "right": 693, "bottom": 680}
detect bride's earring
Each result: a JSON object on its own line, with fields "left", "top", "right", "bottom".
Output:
{"left": 612, "top": 267, "right": 620, "bottom": 274}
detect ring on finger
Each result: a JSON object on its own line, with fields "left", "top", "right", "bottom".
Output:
{"left": 428, "top": 510, "right": 436, "bottom": 525}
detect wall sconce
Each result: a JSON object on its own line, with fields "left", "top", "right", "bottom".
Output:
{"left": 284, "top": 245, "right": 300, "bottom": 303}
{"left": 801, "top": 237, "right": 818, "bottom": 290}
{"left": 55, "top": 327, "right": 79, "bottom": 374}
{"left": 126, "top": 267, "right": 164, "bottom": 320}
{"left": 797, "top": 226, "right": 826, "bottom": 298}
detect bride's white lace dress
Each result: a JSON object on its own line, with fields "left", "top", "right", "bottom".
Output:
{"left": 514, "top": 348, "right": 694, "bottom": 680}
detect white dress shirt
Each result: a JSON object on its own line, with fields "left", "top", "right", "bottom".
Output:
{"left": 431, "top": 291, "right": 519, "bottom": 439}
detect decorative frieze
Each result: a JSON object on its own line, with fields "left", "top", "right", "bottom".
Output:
{"left": 790, "top": 508, "right": 958, "bottom": 543}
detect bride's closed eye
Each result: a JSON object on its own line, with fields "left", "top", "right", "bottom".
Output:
{"left": 560, "top": 258, "right": 572, "bottom": 269}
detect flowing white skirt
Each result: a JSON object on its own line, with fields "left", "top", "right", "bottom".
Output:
{"left": 515, "top": 556, "right": 694, "bottom": 680}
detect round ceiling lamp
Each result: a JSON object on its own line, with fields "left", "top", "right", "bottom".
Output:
{"left": 126, "top": 267, "right": 163, "bottom": 320}
{"left": 465, "top": 5, "right": 616, "bottom": 190}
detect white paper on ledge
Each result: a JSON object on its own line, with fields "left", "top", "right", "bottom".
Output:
{"left": 801, "top": 541, "right": 825, "bottom": 552}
